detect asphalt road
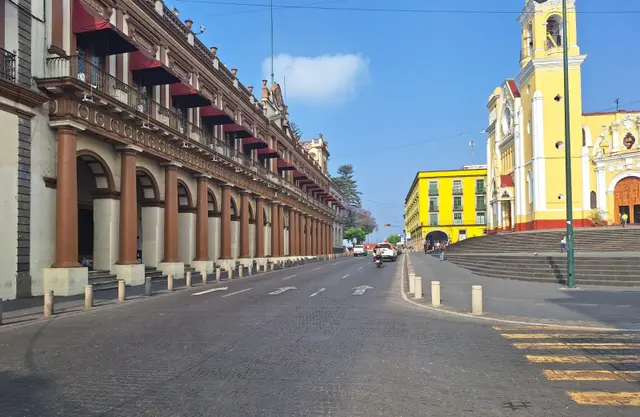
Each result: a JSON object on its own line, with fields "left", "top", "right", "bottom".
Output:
{"left": 0, "top": 255, "right": 638, "bottom": 416}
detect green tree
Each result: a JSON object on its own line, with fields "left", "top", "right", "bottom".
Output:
{"left": 344, "top": 227, "right": 367, "bottom": 244}
{"left": 332, "top": 164, "right": 362, "bottom": 208}
{"left": 290, "top": 122, "right": 303, "bottom": 141}
{"left": 387, "top": 234, "right": 401, "bottom": 245}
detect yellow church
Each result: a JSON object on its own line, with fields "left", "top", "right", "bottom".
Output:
{"left": 486, "top": 0, "right": 640, "bottom": 231}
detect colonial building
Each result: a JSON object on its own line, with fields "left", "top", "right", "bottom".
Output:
{"left": 0, "top": 0, "right": 346, "bottom": 301}
{"left": 486, "top": 0, "right": 640, "bottom": 231}
{"left": 404, "top": 166, "right": 488, "bottom": 248}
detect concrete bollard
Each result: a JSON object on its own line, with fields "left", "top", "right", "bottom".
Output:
{"left": 239, "top": 266, "right": 244, "bottom": 278}
{"left": 167, "top": 274, "right": 174, "bottom": 292}
{"left": 472, "top": 285, "right": 483, "bottom": 315}
{"left": 144, "top": 276, "right": 152, "bottom": 296}
{"left": 248, "top": 265, "right": 253, "bottom": 276}
{"left": 202, "top": 272, "right": 208, "bottom": 285}
{"left": 0, "top": 297, "right": 3, "bottom": 325}
{"left": 84, "top": 285, "right": 93, "bottom": 309}
{"left": 431, "top": 281, "right": 441, "bottom": 307}
{"left": 414, "top": 276, "right": 423, "bottom": 299}
{"left": 186, "top": 271, "right": 192, "bottom": 288}
{"left": 118, "top": 279, "right": 126, "bottom": 302}
{"left": 227, "top": 268, "right": 233, "bottom": 279}
{"left": 215, "top": 268, "right": 221, "bottom": 281}
{"left": 270, "top": 263, "right": 275, "bottom": 271}
{"left": 44, "top": 291, "right": 54, "bottom": 317}
{"left": 408, "top": 273, "right": 415, "bottom": 294}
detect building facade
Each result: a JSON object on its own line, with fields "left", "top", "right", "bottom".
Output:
{"left": 404, "top": 166, "right": 488, "bottom": 248}
{"left": 0, "top": 0, "right": 346, "bottom": 301}
{"left": 486, "top": 0, "right": 640, "bottom": 232}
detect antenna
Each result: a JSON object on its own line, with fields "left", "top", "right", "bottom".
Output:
{"left": 469, "top": 140, "right": 476, "bottom": 164}
{"left": 270, "top": 0, "right": 275, "bottom": 85}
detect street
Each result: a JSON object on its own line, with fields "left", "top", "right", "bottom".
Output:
{"left": 1, "top": 256, "right": 638, "bottom": 416}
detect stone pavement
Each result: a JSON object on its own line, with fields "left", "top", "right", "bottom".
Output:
{"left": 0, "top": 255, "right": 638, "bottom": 416}
{"left": 409, "top": 252, "right": 640, "bottom": 329}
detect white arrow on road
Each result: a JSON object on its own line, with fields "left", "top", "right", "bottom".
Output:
{"left": 192, "top": 287, "right": 228, "bottom": 296}
{"left": 309, "top": 288, "right": 326, "bottom": 298}
{"left": 352, "top": 285, "right": 373, "bottom": 296}
{"left": 269, "top": 286, "right": 297, "bottom": 295}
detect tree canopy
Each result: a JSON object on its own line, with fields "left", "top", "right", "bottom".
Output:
{"left": 332, "top": 164, "right": 362, "bottom": 208}
{"left": 344, "top": 227, "right": 368, "bottom": 244}
{"left": 387, "top": 234, "right": 401, "bottom": 245}
{"left": 289, "top": 122, "right": 303, "bottom": 141}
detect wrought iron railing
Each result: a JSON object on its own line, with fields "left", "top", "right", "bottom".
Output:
{"left": 0, "top": 47, "right": 16, "bottom": 82}
{"left": 428, "top": 188, "right": 439, "bottom": 196}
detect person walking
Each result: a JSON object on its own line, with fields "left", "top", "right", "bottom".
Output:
{"left": 621, "top": 212, "right": 629, "bottom": 227}
{"left": 560, "top": 235, "right": 568, "bottom": 253}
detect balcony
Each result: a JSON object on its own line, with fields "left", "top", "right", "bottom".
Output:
{"left": 476, "top": 202, "right": 487, "bottom": 211}
{"left": 453, "top": 205, "right": 463, "bottom": 211}
{"left": 428, "top": 188, "right": 439, "bottom": 196}
{"left": 0, "top": 47, "right": 16, "bottom": 82}
{"left": 475, "top": 186, "right": 485, "bottom": 194}
{"left": 429, "top": 205, "right": 439, "bottom": 212}
{"left": 452, "top": 188, "right": 463, "bottom": 196}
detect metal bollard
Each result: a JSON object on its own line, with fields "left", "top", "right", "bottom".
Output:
{"left": 408, "top": 273, "right": 415, "bottom": 294}
{"left": 215, "top": 268, "right": 221, "bottom": 281}
{"left": 431, "top": 281, "right": 441, "bottom": 307}
{"left": 44, "top": 291, "right": 54, "bottom": 317}
{"left": 472, "top": 285, "right": 483, "bottom": 315}
{"left": 84, "top": 285, "right": 93, "bottom": 309}
{"left": 144, "top": 276, "right": 152, "bottom": 296}
{"left": 186, "top": 271, "right": 192, "bottom": 288}
{"left": 414, "top": 277, "right": 423, "bottom": 300}
{"left": 118, "top": 279, "right": 126, "bottom": 302}
{"left": 167, "top": 274, "right": 174, "bottom": 292}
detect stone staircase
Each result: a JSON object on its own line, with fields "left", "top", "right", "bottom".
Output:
{"left": 88, "top": 270, "right": 118, "bottom": 291}
{"left": 433, "top": 226, "right": 640, "bottom": 286}
{"left": 145, "top": 266, "right": 167, "bottom": 282}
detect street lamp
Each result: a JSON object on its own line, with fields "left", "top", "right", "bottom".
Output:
{"left": 534, "top": 0, "right": 575, "bottom": 288}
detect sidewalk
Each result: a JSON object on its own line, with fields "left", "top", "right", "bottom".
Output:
{"left": 408, "top": 252, "right": 640, "bottom": 329}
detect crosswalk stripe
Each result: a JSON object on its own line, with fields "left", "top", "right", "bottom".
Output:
{"left": 543, "top": 370, "right": 640, "bottom": 381}
{"left": 502, "top": 333, "right": 639, "bottom": 340}
{"left": 513, "top": 342, "right": 640, "bottom": 349}
{"left": 567, "top": 392, "right": 640, "bottom": 406}
{"left": 526, "top": 355, "right": 640, "bottom": 364}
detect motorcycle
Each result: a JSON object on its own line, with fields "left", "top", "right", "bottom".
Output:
{"left": 373, "top": 254, "right": 383, "bottom": 268}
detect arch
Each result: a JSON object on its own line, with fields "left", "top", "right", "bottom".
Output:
{"left": 590, "top": 190, "right": 597, "bottom": 209}
{"left": 545, "top": 14, "right": 563, "bottom": 49}
{"left": 207, "top": 188, "right": 218, "bottom": 214}
{"left": 76, "top": 149, "right": 115, "bottom": 192}
{"left": 177, "top": 180, "right": 194, "bottom": 209}
{"left": 229, "top": 195, "right": 238, "bottom": 217}
{"left": 136, "top": 167, "right": 160, "bottom": 203}
{"left": 425, "top": 230, "right": 448, "bottom": 246}
{"left": 607, "top": 172, "right": 640, "bottom": 194}
{"left": 263, "top": 207, "right": 269, "bottom": 225}
{"left": 248, "top": 202, "right": 255, "bottom": 222}
{"left": 582, "top": 125, "right": 593, "bottom": 147}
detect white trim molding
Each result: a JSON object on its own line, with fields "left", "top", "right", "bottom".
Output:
{"left": 607, "top": 171, "right": 640, "bottom": 194}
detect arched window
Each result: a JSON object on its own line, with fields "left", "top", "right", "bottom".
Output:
{"left": 582, "top": 128, "right": 586, "bottom": 147}
{"left": 527, "top": 171, "right": 534, "bottom": 205}
{"left": 590, "top": 191, "right": 597, "bottom": 209}
{"left": 545, "top": 15, "right": 563, "bottom": 49}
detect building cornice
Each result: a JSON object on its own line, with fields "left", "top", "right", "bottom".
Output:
{"left": 515, "top": 55, "right": 587, "bottom": 86}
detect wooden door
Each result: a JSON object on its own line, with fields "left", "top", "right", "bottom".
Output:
{"left": 614, "top": 177, "right": 640, "bottom": 222}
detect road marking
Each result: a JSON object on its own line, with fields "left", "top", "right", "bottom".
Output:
{"left": 352, "top": 285, "right": 373, "bottom": 296}
{"left": 269, "top": 286, "right": 297, "bottom": 295}
{"left": 309, "top": 288, "right": 326, "bottom": 298}
{"left": 341, "top": 274, "right": 350, "bottom": 280}
{"left": 283, "top": 274, "right": 298, "bottom": 281}
{"left": 567, "top": 392, "right": 640, "bottom": 406}
{"left": 221, "top": 288, "right": 253, "bottom": 298}
{"left": 543, "top": 370, "right": 640, "bottom": 381}
{"left": 192, "top": 287, "right": 228, "bottom": 296}
{"left": 357, "top": 266, "right": 363, "bottom": 271}
{"left": 502, "top": 333, "right": 639, "bottom": 340}
{"left": 312, "top": 267, "right": 323, "bottom": 271}
{"left": 526, "top": 355, "right": 640, "bottom": 364}
{"left": 494, "top": 326, "right": 623, "bottom": 332}
{"left": 332, "top": 262, "right": 337, "bottom": 266}
{"left": 513, "top": 342, "right": 640, "bottom": 349}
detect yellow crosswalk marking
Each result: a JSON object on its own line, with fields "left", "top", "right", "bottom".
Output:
{"left": 493, "top": 326, "right": 621, "bottom": 332}
{"left": 502, "top": 333, "right": 639, "bottom": 340}
{"left": 568, "top": 392, "right": 640, "bottom": 406}
{"left": 513, "top": 342, "right": 640, "bottom": 349}
{"left": 544, "top": 370, "right": 640, "bottom": 381}
{"left": 526, "top": 355, "right": 640, "bottom": 364}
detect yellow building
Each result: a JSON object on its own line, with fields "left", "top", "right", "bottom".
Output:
{"left": 487, "top": 0, "right": 640, "bottom": 231}
{"left": 405, "top": 166, "right": 488, "bottom": 247}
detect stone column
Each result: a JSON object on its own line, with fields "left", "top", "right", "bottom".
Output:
{"left": 306, "top": 215, "right": 311, "bottom": 256}
{"left": 271, "top": 201, "right": 279, "bottom": 257}
{"left": 220, "top": 184, "right": 232, "bottom": 259}
{"left": 158, "top": 163, "right": 184, "bottom": 278}
{"left": 44, "top": 125, "right": 88, "bottom": 296}
{"left": 289, "top": 209, "right": 297, "bottom": 257}
{"left": 311, "top": 218, "right": 317, "bottom": 255}
{"left": 256, "top": 198, "right": 265, "bottom": 258}
{"left": 279, "top": 205, "right": 285, "bottom": 257}
{"left": 239, "top": 191, "right": 251, "bottom": 262}
{"left": 114, "top": 146, "right": 145, "bottom": 285}
{"left": 298, "top": 213, "right": 305, "bottom": 256}
{"left": 192, "top": 175, "right": 214, "bottom": 276}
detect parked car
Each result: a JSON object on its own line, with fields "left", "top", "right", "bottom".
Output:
{"left": 353, "top": 245, "right": 366, "bottom": 257}
{"left": 375, "top": 243, "right": 398, "bottom": 261}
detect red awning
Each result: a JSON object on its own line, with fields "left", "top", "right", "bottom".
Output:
{"left": 241, "top": 137, "right": 267, "bottom": 150}
{"left": 170, "top": 82, "right": 211, "bottom": 108}
{"left": 500, "top": 174, "right": 514, "bottom": 187}
{"left": 129, "top": 49, "right": 180, "bottom": 86}
{"left": 257, "top": 147, "right": 279, "bottom": 158}
{"left": 277, "top": 159, "right": 295, "bottom": 171}
{"left": 200, "top": 106, "right": 234, "bottom": 124}
{"left": 72, "top": 0, "right": 137, "bottom": 56}
{"left": 223, "top": 123, "right": 252, "bottom": 139}
{"left": 293, "top": 170, "right": 308, "bottom": 180}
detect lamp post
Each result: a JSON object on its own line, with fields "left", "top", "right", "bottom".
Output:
{"left": 534, "top": 0, "right": 575, "bottom": 287}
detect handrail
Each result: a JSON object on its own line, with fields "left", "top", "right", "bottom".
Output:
{"left": 0, "top": 47, "right": 16, "bottom": 82}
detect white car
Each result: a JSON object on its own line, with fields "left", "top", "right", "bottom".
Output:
{"left": 375, "top": 243, "right": 398, "bottom": 262}
{"left": 353, "top": 245, "right": 366, "bottom": 257}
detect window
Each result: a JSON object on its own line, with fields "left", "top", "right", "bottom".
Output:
{"left": 453, "top": 196, "right": 463, "bottom": 211}
{"left": 476, "top": 195, "right": 486, "bottom": 210}
{"left": 475, "top": 179, "right": 485, "bottom": 194}
{"left": 545, "top": 15, "right": 563, "bottom": 49}
{"left": 453, "top": 180, "right": 462, "bottom": 195}
{"left": 527, "top": 171, "right": 534, "bottom": 205}
{"left": 476, "top": 212, "right": 486, "bottom": 225}
{"left": 453, "top": 212, "right": 463, "bottom": 225}
{"left": 428, "top": 181, "right": 438, "bottom": 195}
{"left": 429, "top": 197, "right": 438, "bottom": 211}
{"left": 429, "top": 213, "right": 438, "bottom": 226}
{"left": 590, "top": 191, "right": 597, "bottom": 209}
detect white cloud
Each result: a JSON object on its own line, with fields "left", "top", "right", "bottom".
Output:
{"left": 262, "top": 53, "right": 370, "bottom": 104}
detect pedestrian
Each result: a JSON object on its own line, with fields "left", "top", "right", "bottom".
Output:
{"left": 423, "top": 240, "right": 428, "bottom": 254}
{"left": 621, "top": 212, "right": 629, "bottom": 227}
{"left": 137, "top": 236, "right": 142, "bottom": 262}
{"left": 560, "top": 235, "right": 567, "bottom": 253}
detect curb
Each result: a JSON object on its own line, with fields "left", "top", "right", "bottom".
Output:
{"left": 398, "top": 256, "right": 640, "bottom": 332}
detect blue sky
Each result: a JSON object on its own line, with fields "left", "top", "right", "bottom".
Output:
{"left": 169, "top": 0, "right": 640, "bottom": 242}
